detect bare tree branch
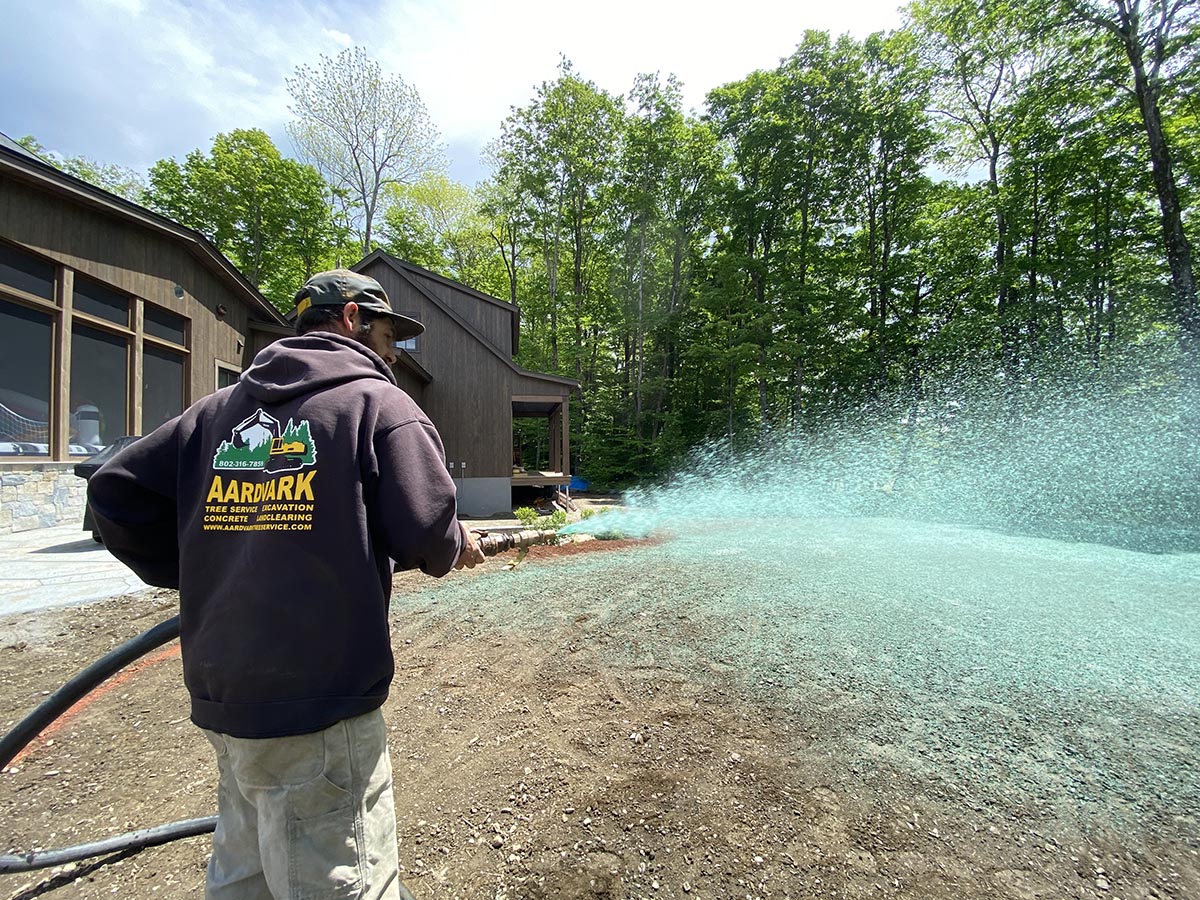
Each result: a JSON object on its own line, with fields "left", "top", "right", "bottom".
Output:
{"left": 287, "top": 47, "right": 445, "bottom": 256}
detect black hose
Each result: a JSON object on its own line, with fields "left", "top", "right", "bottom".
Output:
{"left": 0, "top": 817, "right": 217, "bottom": 874}
{"left": 0, "top": 615, "right": 181, "bottom": 770}
{"left": 0, "top": 614, "right": 218, "bottom": 875}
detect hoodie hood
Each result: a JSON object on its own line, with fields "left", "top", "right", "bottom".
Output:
{"left": 240, "top": 332, "right": 397, "bottom": 404}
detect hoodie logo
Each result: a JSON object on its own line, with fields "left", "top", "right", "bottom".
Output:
{"left": 212, "top": 409, "right": 317, "bottom": 473}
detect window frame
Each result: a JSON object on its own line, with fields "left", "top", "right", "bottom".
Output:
{"left": 215, "top": 361, "right": 242, "bottom": 390}
{"left": 72, "top": 274, "right": 133, "bottom": 329}
{"left": 69, "top": 319, "right": 133, "bottom": 451}
{"left": 393, "top": 311, "right": 420, "bottom": 353}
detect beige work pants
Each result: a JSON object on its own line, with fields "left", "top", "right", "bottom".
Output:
{"left": 202, "top": 709, "right": 402, "bottom": 900}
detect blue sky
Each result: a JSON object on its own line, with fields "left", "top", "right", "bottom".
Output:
{"left": 1, "top": 0, "right": 905, "bottom": 187}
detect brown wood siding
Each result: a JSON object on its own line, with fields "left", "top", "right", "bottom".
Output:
{"left": 393, "top": 370, "right": 426, "bottom": 402}
{"left": 511, "top": 372, "right": 572, "bottom": 399}
{"left": 247, "top": 329, "right": 277, "bottom": 359}
{"left": 365, "top": 263, "right": 430, "bottom": 346}
{"left": 407, "top": 271, "right": 513, "bottom": 356}
{"left": 248, "top": 324, "right": 291, "bottom": 359}
{"left": 412, "top": 297, "right": 513, "bottom": 478}
{"left": 361, "top": 260, "right": 507, "bottom": 476}
{"left": 0, "top": 176, "right": 261, "bottom": 399}
{"left": 358, "top": 257, "right": 575, "bottom": 480}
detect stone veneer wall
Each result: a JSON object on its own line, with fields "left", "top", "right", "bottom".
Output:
{"left": 0, "top": 465, "right": 88, "bottom": 533}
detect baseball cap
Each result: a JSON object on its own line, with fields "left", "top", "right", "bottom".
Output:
{"left": 293, "top": 269, "right": 424, "bottom": 340}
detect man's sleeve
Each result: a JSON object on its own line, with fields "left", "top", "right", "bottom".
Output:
{"left": 372, "top": 420, "right": 464, "bottom": 577}
{"left": 86, "top": 422, "right": 182, "bottom": 589}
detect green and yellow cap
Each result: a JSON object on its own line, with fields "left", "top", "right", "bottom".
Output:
{"left": 293, "top": 269, "right": 424, "bottom": 340}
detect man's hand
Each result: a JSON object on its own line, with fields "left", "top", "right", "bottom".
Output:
{"left": 454, "top": 523, "right": 486, "bottom": 569}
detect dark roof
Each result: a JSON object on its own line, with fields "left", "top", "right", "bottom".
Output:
{"left": 357, "top": 251, "right": 578, "bottom": 392}
{"left": 383, "top": 254, "right": 519, "bottom": 313}
{"left": 0, "top": 132, "right": 41, "bottom": 161}
{"left": 396, "top": 349, "right": 433, "bottom": 385}
{"left": 365, "top": 251, "right": 522, "bottom": 356}
{"left": 0, "top": 132, "right": 288, "bottom": 328}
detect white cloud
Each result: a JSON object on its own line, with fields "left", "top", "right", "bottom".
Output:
{"left": 96, "top": 0, "right": 145, "bottom": 14}
{"left": 364, "top": 0, "right": 905, "bottom": 171}
{"left": 4, "top": 0, "right": 906, "bottom": 183}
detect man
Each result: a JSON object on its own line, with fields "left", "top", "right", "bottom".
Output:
{"left": 88, "top": 269, "right": 484, "bottom": 899}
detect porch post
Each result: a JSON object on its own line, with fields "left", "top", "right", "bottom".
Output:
{"left": 549, "top": 407, "right": 562, "bottom": 473}
{"left": 52, "top": 268, "right": 74, "bottom": 459}
{"left": 560, "top": 398, "right": 570, "bottom": 478}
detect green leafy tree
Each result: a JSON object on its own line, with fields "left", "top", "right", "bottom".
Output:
{"left": 707, "top": 32, "right": 870, "bottom": 429}
{"left": 612, "top": 73, "right": 685, "bottom": 440}
{"left": 1000, "top": 47, "right": 1161, "bottom": 365}
{"left": 492, "top": 59, "right": 623, "bottom": 379}
{"left": 16, "top": 135, "right": 145, "bottom": 201}
{"left": 144, "top": 129, "right": 338, "bottom": 310}
{"left": 380, "top": 173, "right": 507, "bottom": 292}
{"left": 600, "top": 73, "right": 724, "bottom": 473}
{"left": 478, "top": 154, "right": 532, "bottom": 306}
{"left": 908, "top": 0, "right": 1042, "bottom": 357}
{"left": 1062, "top": 0, "right": 1199, "bottom": 347}
{"left": 852, "top": 32, "right": 938, "bottom": 388}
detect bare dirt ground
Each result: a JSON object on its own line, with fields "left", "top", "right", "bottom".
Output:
{"left": 0, "top": 535, "right": 1196, "bottom": 900}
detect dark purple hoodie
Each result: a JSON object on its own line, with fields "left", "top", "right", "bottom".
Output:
{"left": 88, "top": 332, "right": 463, "bottom": 738}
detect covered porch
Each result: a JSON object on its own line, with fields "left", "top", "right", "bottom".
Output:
{"left": 511, "top": 394, "right": 570, "bottom": 490}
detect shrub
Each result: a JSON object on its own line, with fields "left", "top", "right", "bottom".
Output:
{"left": 514, "top": 506, "right": 538, "bottom": 527}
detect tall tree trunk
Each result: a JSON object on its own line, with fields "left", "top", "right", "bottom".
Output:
{"left": 572, "top": 193, "right": 585, "bottom": 381}
{"left": 988, "top": 135, "right": 1010, "bottom": 318}
{"left": 634, "top": 220, "right": 647, "bottom": 440}
{"left": 1124, "top": 23, "right": 1198, "bottom": 343}
{"left": 1086, "top": 0, "right": 1199, "bottom": 346}
{"left": 362, "top": 181, "right": 379, "bottom": 257}
{"left": 507, "top": 227, "right": 518, "bottom": 305}
{"left": 878, "top": 143, "right": 894, "bottom": 384}
{"left": 867, "top": 178, "right": 880, "bottom": 362}
{"left": 1026, "top": 161, "right": 1041, "bottom": 359}
{"left": 727, "top": 346, "right": 735, "bottom": 446}
{"left": 1089, "top": 185, "right": 1104, "bottom": 363}
{"left": 546, "top": 180, "right": 564, "bottom": 371}
{"left": 490, "top": 224, "right": 519, "bottom": 304}
{"left": 793, "top": 358, "right": 805, "bottom": 423}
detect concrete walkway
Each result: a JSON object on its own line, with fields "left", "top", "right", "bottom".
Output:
{"left": 0, "top": 522, "right": 151, "bottom": 618}
{"left": 0, "top": 515, "right": 530, "bottom": 620}
{"left": 0, "top": 497, "right": 612, "bottom": 620}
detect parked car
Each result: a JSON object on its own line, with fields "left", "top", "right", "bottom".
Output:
{"left": 74, "top": 435, "right": 141, "bottom": 542}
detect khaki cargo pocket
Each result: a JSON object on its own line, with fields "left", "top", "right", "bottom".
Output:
{"left": 285, "top": 773, "right": 363, "bottom": 900}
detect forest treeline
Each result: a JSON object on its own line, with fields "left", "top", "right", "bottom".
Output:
{"left": 20, "top": 0, "right": 1199, "bottom": 488}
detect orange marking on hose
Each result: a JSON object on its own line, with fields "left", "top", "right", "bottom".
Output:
{"left": 8, "top": 643, "right": 181, "bottom": 769}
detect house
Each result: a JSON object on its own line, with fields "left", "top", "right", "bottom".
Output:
{"left": 0, "top": 133, "right": 577, "bottom": 531}
{"left": 0, "top": 132, "right": 294, "bottom": 532}
{"left": 353, "top": 252, "right": 578, "bottom": 517}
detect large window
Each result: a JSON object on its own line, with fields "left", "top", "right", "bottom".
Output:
{"left": 0, "top": 240, "right": 194, "bottom": 458}
{"left": 74, "top": 276, "right": 130, "bottom": 326}
{"left": 145, "top": 304, "right": 187, "bottom": 344}
{"left": 0, "top": 242, "right": 54, "bottom": 301}
{"left": 143, "top": 343, "right": 185, "bottom": 432}
{"left": 0, "top": 300, "right": 53, "bottom": 446}
{"left": 71, "top": 324, "right": 129, "bottom": 445}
